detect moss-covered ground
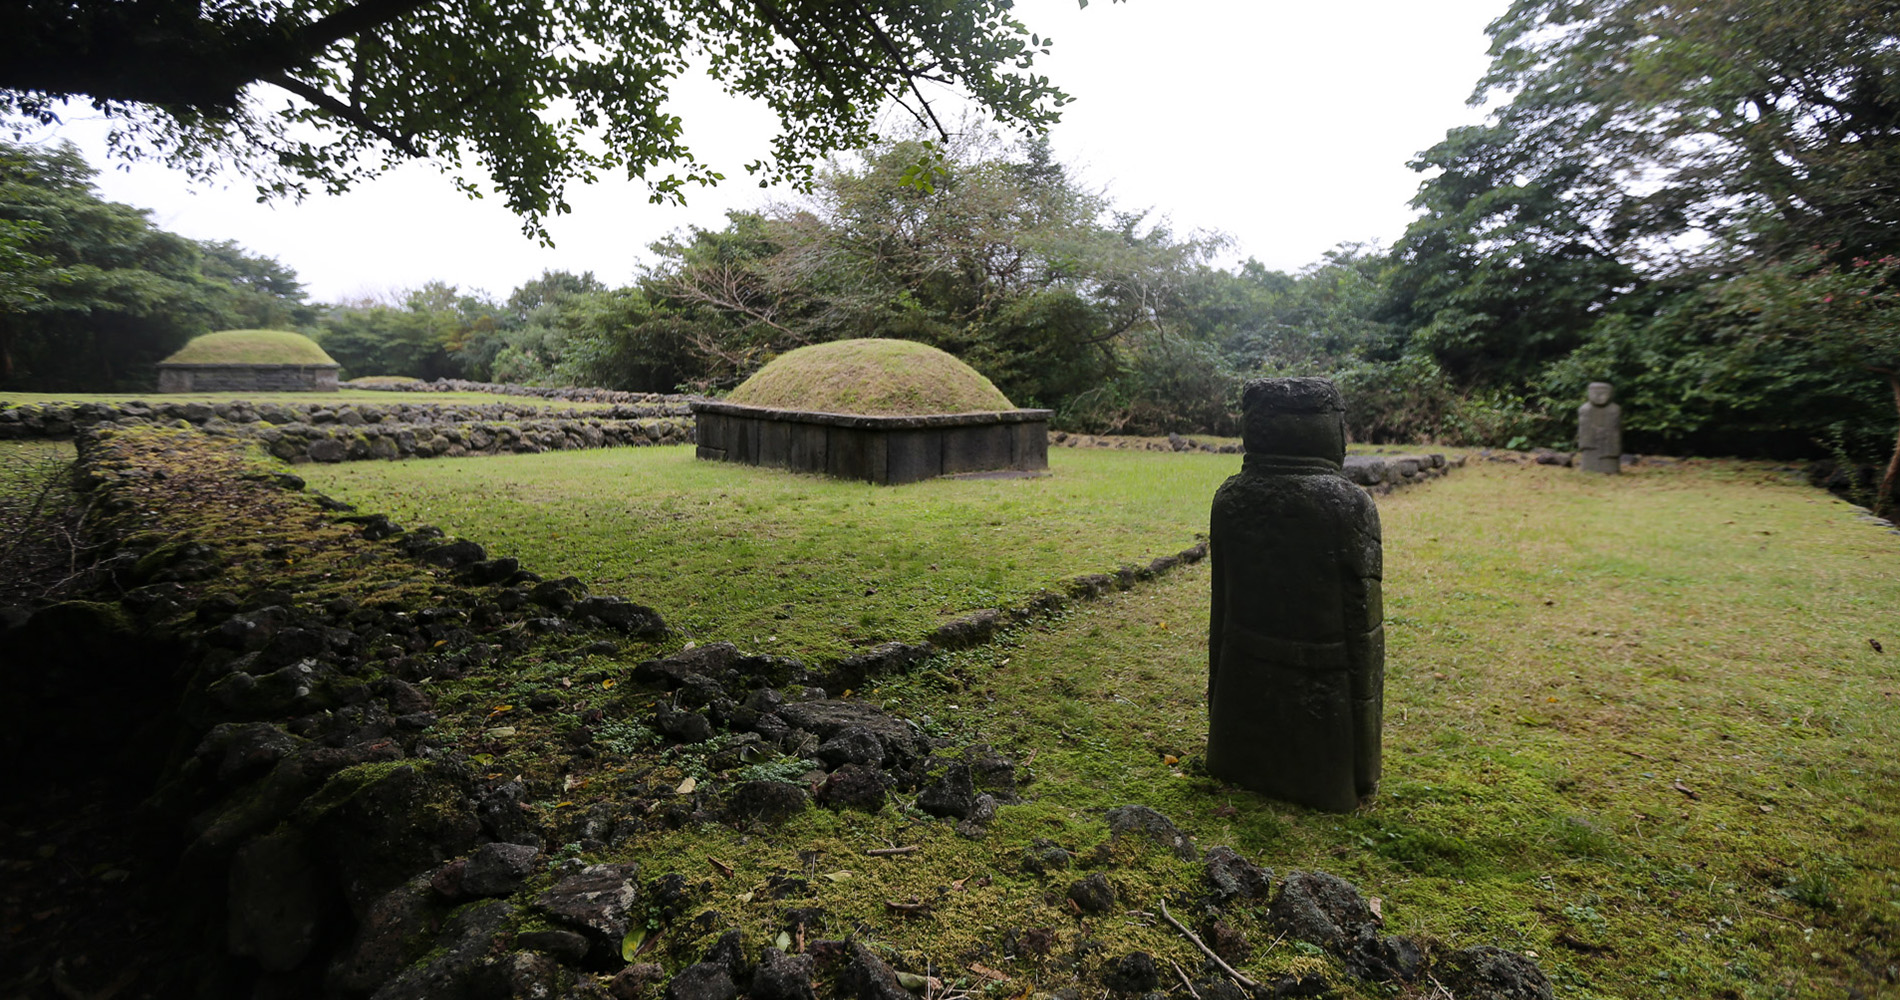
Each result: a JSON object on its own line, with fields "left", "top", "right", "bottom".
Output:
{"left": 6, "top": 433, "right": 1896, "bottom": 999}
{"left": 295, "top": 447, "right": 1900, "bottom": 998}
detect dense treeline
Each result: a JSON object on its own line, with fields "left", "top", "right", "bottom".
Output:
{"left": 2, "top": 0, "right": 1895, "bottom": 511}
{"left": 0, "top": 142, "right": 315, "bottom": 389}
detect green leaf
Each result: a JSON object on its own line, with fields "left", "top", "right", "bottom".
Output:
{"left": 621, "top": 925, "right": 648, "bottom": 962}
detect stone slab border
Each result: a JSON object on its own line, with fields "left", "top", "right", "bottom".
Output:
{"left": 157, "top": 362, "right": 340, "bottom": 393}
{"left": 691, "top": 400, "right": 1052, "bottom": 485}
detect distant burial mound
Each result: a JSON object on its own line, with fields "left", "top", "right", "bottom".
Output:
{"left": 695, "top": 338, "right": 1049, "bottom": 484}
{"left": 157, "top": 330, "right": 340, "bottom": 393}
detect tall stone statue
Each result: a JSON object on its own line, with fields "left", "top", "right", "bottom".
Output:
{"left": 1577, "top": 382, "right": 1622, "bottom": 474}
{"left": 1207, "top": 378, "right": 1382, "bottom": 812}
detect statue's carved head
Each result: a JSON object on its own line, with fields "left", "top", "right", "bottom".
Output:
{"left": 1241, "top": 377, "right": 1346, "bottom": 462}
{"left": 1586, "top": 382, "right": 1614, "bottom": 407}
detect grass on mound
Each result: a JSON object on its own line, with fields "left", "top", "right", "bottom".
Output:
{"left": 300, "top": 447, "right": 1232, "bottom": 661}
{"left": 344, "top": 375, "right": 424, "bottom": 387}
{"left": 725, "top": 338, "right": 1015, "bottom": 415}
{"left": 160, "top": 329, "right": 336, "bottom": 365}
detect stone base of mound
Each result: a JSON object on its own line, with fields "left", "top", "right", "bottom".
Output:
{"left": 157, "top": 362, "right": 340, "bottom": 392}
{"left": 692, "top": 401, "right": 1051, "bottom": 484}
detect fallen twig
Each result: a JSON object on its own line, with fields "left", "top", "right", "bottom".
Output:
{"left": 885, "top": 900, "right": 934, "bottom": 917}
{"left": 1158, "top": 898, "right": 1259, "bottom": 991}
{"left": 866, "top": 845, "right": 920, "bottom": 856}
{"left": 1168, "top": 957, "right": 1201, "bottom": 1000}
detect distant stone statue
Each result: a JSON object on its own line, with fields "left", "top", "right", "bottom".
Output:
{"left": 1207, "top": 377, "right": 1382, "bottom": 812}
{"left": 1577, "top": 382, "right": 1622, "bottom": 474}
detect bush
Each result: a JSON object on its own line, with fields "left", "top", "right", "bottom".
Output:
{"left": 1333, "top": 354, "right": 1552, "bottom": 447}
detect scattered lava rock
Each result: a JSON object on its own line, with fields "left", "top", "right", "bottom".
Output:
{"left": 724, "top": 781, "right": 810, "bottom": 823}
{"left": 816, "top": 764, "right": 887, "bottom": 811}
{"left": 1435, "top": 945, "right": 1555, "bottom": 1000}
{"left": 1105, "top": 803, "right": 1198, "bottom": 860}
{"left": 1101, "top": 951, "right": 1159, "bottom": 994}
{"left": 1204, "top": 845, "right": 1272, "bottom": 904}
{"left": 916, "top": 762, "right": 977, "bottom": 819}
{"left": 665, "top": 961, "right": 739, "bottom": 1000}
{"left": 1067, "top": 873, "right": 1117, "bottom": 914}
{"left": 751, "top": 947, "right": 817, "bottom": 1000}
{"left": 534, "top": 863, "right": 642, "bottom": 945}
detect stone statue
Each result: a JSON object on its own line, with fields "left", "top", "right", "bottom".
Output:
{"left": 1207, "top": 377, "right": 1382, "bottom": 812}
{"left": 1577, "top": 382, "right": 1622, "bottom": 474}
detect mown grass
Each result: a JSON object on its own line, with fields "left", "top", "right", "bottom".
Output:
{"left": 850, "top": 458, "right": 1898, "bottom": 999}
{"left": 301, "top": 447, "right": 1233, "bottom": 661}
{"left": 0, "top": 389, "right": 621, "bottom": 409}
{"left": 15, "top": 431, "right": 1893, "bottom": 997}
{"left": 314, "top": 447, "right": 1899, "bottom": 998}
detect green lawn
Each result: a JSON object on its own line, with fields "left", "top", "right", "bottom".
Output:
{"left": 11, "top": 434, "right": 1894, "bottom": 998}
{"left": 301, "top": 446, "right": 1233, "bottom": 661}
{"left": 863, "top": 457, "right": 1898, "bottom": 1000}
{"left": 307, "top": 446, "right": 1899, "bottom": 998}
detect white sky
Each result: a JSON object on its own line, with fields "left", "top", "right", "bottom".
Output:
{"left": 32, "top": 0, "right": 1505, "bottom": 303}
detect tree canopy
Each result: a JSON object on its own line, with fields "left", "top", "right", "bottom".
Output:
{"left": 0, "top": 141, "right": 310, "bottom": 388}
{"left": 1, "top": 0, "right": 1111, "bottom": 242}
{"left": 1472, "top": 0, "right": 1900, "bottom": 266}
{"left": 1380, "top": 0, "right": 1900, "bottom": 511}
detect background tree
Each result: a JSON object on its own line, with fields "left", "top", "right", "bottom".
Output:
{"left": 1, "top": 0, "right": 1114, "bottom": 241}
{"left": 0, "top": 141, "right": 295, "bottom": 389}
{"left": 315, "top": 282, "right": 498, "bottom": 379}
{"left": 595, "top": 134, "right": 1228, "bottom": 427}
{"left": 1369, "top": 0, "right": 1900, "bottom": 473}
{"left": 196, "top": 239, "right": 318, "bottom": 331}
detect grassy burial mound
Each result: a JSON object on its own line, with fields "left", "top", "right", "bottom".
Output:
{"left": 705, "top": 339, "right": 1042, "bottom": 483}
{"left": 724, "top": 338, "right": 1015, "bottom": 416}
{"left": 157, "top": 329, "right": 341, "bottom": 392}
{"left": 159, "top": 329, "right": 338, "bottom": 366}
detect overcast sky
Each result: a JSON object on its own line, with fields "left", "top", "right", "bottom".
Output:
{"left": 34, "top": 0, "right": 1506, "bottom": 303}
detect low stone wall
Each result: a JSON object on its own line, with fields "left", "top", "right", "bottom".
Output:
{"left": 693, "top": 400, "right": 1051, "bottom": 485}
{"left": 1343, "top": 451, "right": 1465, "bottom": 492}
{"left": 247, "top": 417, "right": 692, "bottom": 463}
{"left": 157, "top": 362, "right": 341, "bottom": 393}
{"left": 0, "top": 397, "right": 692, "bottom": 437}
{"left": 5, "top": 398, "right": 695, "bottom": 463}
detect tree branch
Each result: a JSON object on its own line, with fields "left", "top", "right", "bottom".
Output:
{"left": 264, "top": 73, "right": 420, "bottom": 155}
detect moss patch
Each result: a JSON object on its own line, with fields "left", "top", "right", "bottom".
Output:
{"left": 161, "top": 329, "right": 337, "bottom": 366}
{"left": 726, "top": 339, "right": 1014, "bottom": 415}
